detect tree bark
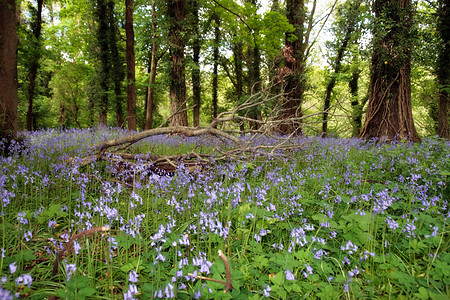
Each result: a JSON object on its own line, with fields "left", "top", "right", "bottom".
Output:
{"left": 279, "top": 0, "right": 306, "bottom": 135}
{"left": 145, "top": 2, "right": 159, "bottom": 130}
{"left": 349, "top": 61, "right": 363, "bottom": 137}
{"left": 360, "top": 0, "right": 420, "bottom": 142}
{"left": 437, "top": 0, "right": 449, "bottom": 139}
{"left": 26, "top": 0, "right": 44, "bottom": 131}
{"left": 97, "top": 0, "right": 109, "bottom": 126}
{"left": 212, "top": 13, "right": 220, "bottom": 119}
{"left": 322, "top": 0, "right": 362, "bottom": 137}
{"left": 0, "top": 0, "right": 19, "bottom": 140}
{"left": 233, "top": 41, "right": 245, "bottom": 131}
{"left": 167, "top": 0, "right": 188, "bottom": 127}
{"left": 125, "top": 0, "right": 137, "bottom": 131}
{"left": 107, "top": 0, "right": 124, "bottom": 128}
{"left": 192, "top": 0, "right": 201, "bottom": 127}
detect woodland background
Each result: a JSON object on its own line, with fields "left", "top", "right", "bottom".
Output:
{"left": 0, "top": 0, "right": 449, "bottom": 140}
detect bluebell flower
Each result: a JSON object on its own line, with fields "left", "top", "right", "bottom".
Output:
{"left": 303, "top": 264, "right": 313, "bottom": 278}
{"left": 341, "top": 240, "right": 358, "bottom": 255}
{"left": 9, "top": 262, "right": 17, "bottom": 274}
{"left": 24, "top": 231, "right": 32, "bottom": 242}
{"left": 129, "top": 270, "right": 139, "bottom": 283}
{"left": 285, "top": 269, "right": 295, "bottom": 281}
{"left": 15, "top": 273, "right": 33, "bottom": 288}
{"left": 65, "top": 262, "right": 77, "bottom": 281}
{"left": 0, "top": 286, "right": 13, "bottom": 300}
{"left": 124, "top": 284, "right": 138, "bottom": 300}
{"left": 263, "top": 284, "right": 271, "bottom": 297}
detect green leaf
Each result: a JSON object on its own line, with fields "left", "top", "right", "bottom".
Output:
{"left": 270, "top": 272, "right": 285, "bottom": 286}
{"left": 77, "top": 287, "right": 96, "bottom": 299}
{"left": 16, "top": 249, "right": 36, "bottom": 262}
{"left": 413, "top": 287, "right": 429, "bottom": 300}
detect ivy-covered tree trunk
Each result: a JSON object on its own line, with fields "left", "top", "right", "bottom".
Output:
{"left": 360, "top": 0, "right": 420, "bottom": 142}
{"left": 167, "top": 0, "right": 188, "bottom": 127}
{"left": 437, "top": 0, "right": 449, "bottom": 139}
{"left": 26, "top": 0, "right": 44, "bottom": 131}
{"left": 0, "top": 0, "right": 19, "bottom": 140}
{"left": 145, "top": 1, "right": 158, "bottom": 130}
{"left": 96, "top": 0, "right": 110, "bottom": 126}
{"left": 125, "top": 0, "right": 137, "bottom": 131}
{"left": 248, "top": 0, "right": 261, "bottom": 130}
{"left": 192, "top": 0, "right": 201, "bottom": 127}
{"left": 349, "top": 58, "right": 364, "bottom": 137}
{"left": 107, "top": 0, "right": 124, "bottom": 128}
{"left": 212, "top": 13, "right": 220, "bottom": 119}
{"left": 233, "top": 41, "right": 245, "bottom": 131}
{"left": 279, "top": 0, "right": 306, "bottom": 135}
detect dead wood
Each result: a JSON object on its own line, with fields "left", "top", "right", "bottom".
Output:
{"left": 74, "top": 61, "right": 351, "bottom": 176}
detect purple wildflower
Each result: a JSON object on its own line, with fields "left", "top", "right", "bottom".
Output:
{"left": 124, "top": 284, "right": 138, "bottom": 300}
{"left": 263, "top": 285, "right": 271, "bottom": 297}
{"left": 0, "top": 286, "right": 13, "bottom": 300}
{"left": 129, "top": 270, "right": 139, "bottom": 283}
{"left": 15, "top": 273, "right": 33, "bottom": 288}
{"left": 285, "top": 269, "right": 295, "bottom": 281}
{"left": 9, "top": 262, "right": 17, "bottom": 274}
{"left": 65, "top": 262, "right": 77, "bottom": 281}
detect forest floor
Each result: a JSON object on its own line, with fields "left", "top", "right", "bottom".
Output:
{"left": 0, "top": 128, "right": 449, "bottom": 299}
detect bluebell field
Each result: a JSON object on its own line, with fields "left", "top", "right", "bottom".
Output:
{"left": 0, "top": 128, "right": 449, "bottom": 299}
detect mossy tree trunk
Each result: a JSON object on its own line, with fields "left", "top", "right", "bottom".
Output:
{"left": 360, "top": 0, "right": 420, "bottom": 142}
{"left": 437, "top": 0, "right": 449, "bottom": 139}
{"left": 167, "top": 0, "right": 188, "bottom": 127}
{"left": 125, "top": 0, "right": 137, "bottom": 131}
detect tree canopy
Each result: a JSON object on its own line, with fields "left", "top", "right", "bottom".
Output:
{"left": 0, "top": 0, "right": 447, "bottom": 140}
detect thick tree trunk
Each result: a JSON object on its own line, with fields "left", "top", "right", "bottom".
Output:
{"left": 360, "top": 0, "right": 420, "bottom": 142}
{"left": 125, "top": 0, "right": 137, "bottom": 131}
{"left": 437, "top": 0, "right": 449, "bottom": 139}
{"left": 0, "top": 0, "right": 19, "bottom": 140}
{"left": 167, "top": 0, "right": 188, "bottom": 127}
{"left": 212, "top": 14, "right": 220, "bottom": 119}
{"left": 26, "top": 0, "right": 44, "bottom": 131}
{"left": 279, "top": 0, "right": 306, "bottom": 135}
{"left": 192, "top": 0, "right": 201, "bottom": 127}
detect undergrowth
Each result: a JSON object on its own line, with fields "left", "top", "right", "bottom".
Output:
{"left": 0, "top": 128, "right": 448, "bottom": 299}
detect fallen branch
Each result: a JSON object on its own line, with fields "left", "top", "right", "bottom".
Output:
{"left": 52, "top": 226, "right": 110, "bottom": 276}
{"left": 189, "top": 250, "right": 233, "bottom": 293}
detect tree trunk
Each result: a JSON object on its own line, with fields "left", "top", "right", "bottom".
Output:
{"left": 233, "top": 41, "right": 245, "bottom": 132}
{"left": 349, "top": 62, "right": 363, "bottom": 137}
{"left": 107, "top": 0, "right": 124, "bottom": 128}
{"left": 0, "top": 0, "right": 19, "bottom": 140}
{"left": 97, "top": 0, "right": 109, "bottom": 126}
{"left": 125, "top": 0, "right": 137, "bottom": 131}
{"left": 145, "top": 2, "right": 159, "bottom": 130}
{"left": 322, "top": 0, "right": 362, "bottom": 137}
{"left": 192, "top": 0, "right": 201, "bottom": 127}
{"left": 437, "top": 0, "right": 449, "bottom": 139}
{"left": 360, "top": 0, "right": 420, "bottom": 142}
{"left": 26, "top": 0, "right": 44, "bottom": 131}
{"left": 212, "top": 13, "right": 220, "bottom": 119}
{"left": 167, "top": 0, "right": 188, "bottom": 127}
{"left": 279, "top": 0, "right": 306, "bottom": 135}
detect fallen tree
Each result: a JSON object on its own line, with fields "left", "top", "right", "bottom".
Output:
{"left": 76, "top": 63, "right": 350, "bottom": 175}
